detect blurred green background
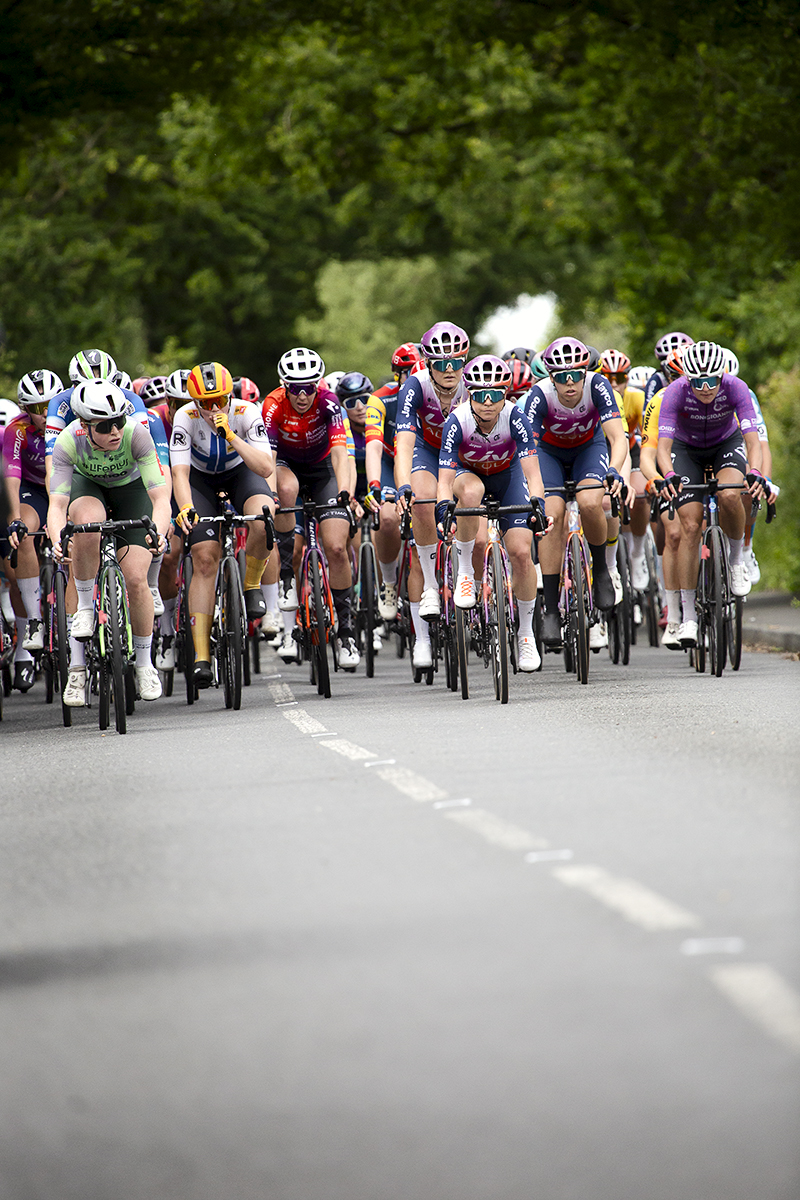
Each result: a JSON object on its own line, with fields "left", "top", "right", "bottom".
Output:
{"left": 1, "top": 0, "right": 797, "bottom": 587}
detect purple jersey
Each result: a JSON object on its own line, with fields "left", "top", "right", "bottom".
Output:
{"left": 440, "top": 401, "right": 534, "bottom": 476}
{"left": 3, "top": 415, "right": 47, "bottom": 487}
{"left": 658, "top": 375, "right": 759, "bottom": 448}
{"left": 396, "top": 368, "right": 470, "bottom": 450}
{"left": 522, "top": 373, "right": 620, "bottom": 448}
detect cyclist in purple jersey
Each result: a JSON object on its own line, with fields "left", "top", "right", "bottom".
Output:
{"left": 657, "top": 341, "right": 765, "bottom": 646}
{"left": 437, "top": 355, "right": 548, "bottom": 671}
{"left": 394, "top": 321, "right": 471, "bottom": 664}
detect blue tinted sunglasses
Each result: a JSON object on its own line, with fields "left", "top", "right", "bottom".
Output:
{"left": 470, "top": 388, "right": 507, "bottom": 405}
{"left": 551, "top": 368, "right": 586, "bottom": 385}
{"left": 688, "top": 375, "right": 721, "bottom": 390}
{"left": 429, "top": 356, "right": 467, "bottom": 373}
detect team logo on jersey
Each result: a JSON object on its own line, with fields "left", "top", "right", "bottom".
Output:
{"left": 58, "top": 400, "right": 70, "bottom": 419}
{"left": 254, "top": 422, "right": 267, "bottom": 438}
{"left": 171, "top": 429, "right": 189, "bottom": 447}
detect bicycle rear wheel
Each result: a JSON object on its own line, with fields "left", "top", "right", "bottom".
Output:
{"left": 704, "top": 528, "right": 725, "bottom": 677}
{"left": 177, "top": 554, "right": 196, "bottom": 704}
{"left": 727, "top": 595, "right": 743, "bottom": 670}
{"left": 54, "top": 569, "right": 72, "bottom": 727}
{"left": 309, "top": 548, "right": 331, "bottom": 698}
{"left": 488, "top": 542, "right": 510, "bottom": 703}
{"left": 455, "top": 604, "right": 470, "bottom": 699}
{"left": 442, "top": 544, "right": 459, "bottom": 692}
{"left": 359, "top": 542, "right": 377, "bottom": 678}
{"left": 221, "top": 558, "right": 244, "bottom": 710}
{"left": 39, "top": 561, "right": 55, "bottom": 705}
{"left": 644, "top": 534, "right": 661, "bottom": 647}
{"left": 568, "top": 533, "right": 589, "bottom": 684}
{"left": 617, "top": 538, "right": 632, "bottom": 666}
{"left": 103, "top": 569, "right": 127, "bottom": 734}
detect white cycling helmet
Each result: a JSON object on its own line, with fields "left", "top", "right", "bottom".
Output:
{"left": 70, "top": 379, "right": 129, "bottom": 422}
{"left": 110, "top": 368, "right": 133, "bottom": 390}
{"left": 324, "top": 370, "right": 345, "bottom": 392}
{"left": 68, "top": 348, "right": 117, "bottom": 384}
{"left": 278, "top": 346, "right": 325, "bottom": 385}
{"left": 628, "top": 365, "right": 655, "bottom": 390}
{"left": 682, "top": 340, "right": 726, "bottom": 379}
{"left": 17, "top": 369, "right": 64, "bottom": 406}
{"left": 463, "top": 354, "right": 512, "bottom": 390}
{"left": 0, "top": 398, "right": 22, "bottom": 428}
{"left": 720, "top": 348, "right": 740, "bottom": 377}
{"left": 166, "top": 368, "right": 191, "bottom": 400}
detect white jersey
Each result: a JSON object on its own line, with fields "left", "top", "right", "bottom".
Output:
{"left": 169, "top": 400, "right": 270, "bottom": 475}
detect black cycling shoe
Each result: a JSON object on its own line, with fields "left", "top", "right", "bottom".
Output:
{"left": 193, "top": 659, "right": 213, "bottom": 689}
{"left": 13, "top": 661, "right": 36, "bottom": 692}
{"left": 593, "top": 568, "right": 616, "bottom": 613}
{"left": 244, "top": 588, "right": 266, "bottom": 621}
{"left": 542, "top": 611, "right": 562, "bottom": 648}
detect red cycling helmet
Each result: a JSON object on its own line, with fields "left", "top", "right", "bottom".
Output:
{"left": 599, "top": 348, "right": 631, "bottom": 377}
{"left": 391, "top": 342, "right": 423, "bottom": 373}
{"left": 233, "top": 376, "right": 260, "bottom": 404}
{"left": 508, "top": 359, "right": 534, "bottom": 397}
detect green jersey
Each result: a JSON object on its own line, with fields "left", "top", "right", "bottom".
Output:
{"left": 50, "top": 419, "right": 166, "bottom": 497}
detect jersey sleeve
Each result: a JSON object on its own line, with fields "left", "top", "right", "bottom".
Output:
{"left": 510, "top": 408, "right": 535, "bottom": 458}
{"left": 365, "top": 393, "right": 387, "bottom": 444}
{"left": 132, "top": 421, "right": 167, "bottom": 490}
{"left": 749, "top": 390, "right": 769, "bottom": 442}
{"left": 521, "top": 386, "right": 547, "bottom": 439}
{"left": 2, "top": 419, "right": 23, "bottom": 478}
{"left": 49, "top": 430, "right": 78, "bottom": 497}
{"left": 438, "top": 413, "right": 463, "bottom": 470}
{"left": 640, "top": 391, "right": 664, "bottom": 450}
{"left": 45, "top": 389, "right": 74, "bottom": 456}
{"left": 591, "top": 374, "right": 623, "bottom": 423}
{"left": 146, "top": 411, "right": 170, "bottom": 468}
{"left": 168, "top": 408, "right": 193, "bottom": 468}
{"left": 261, "top": 396, "right": 282, "bottom": 452}
{"left": 236, "top": 402, "right": 271, "bottom": 448}
{"left": 395, "top": 377, "right": 422, "bottom": 435}
{"left": 730, "top": 377, "right": 759, "bottom": 435}
{"left": 323, "top": 396, "right": 348, "bottom": 449}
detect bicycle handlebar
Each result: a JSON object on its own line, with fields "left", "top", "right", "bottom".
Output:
{"left": 195, "top": 506, "right": 275, "bottom": 552}
{"left": 61, "top": 516, "right": 158, "bottom": 555}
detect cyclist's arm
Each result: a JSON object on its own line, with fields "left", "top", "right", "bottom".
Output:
{"left": 436, "top": 466, "right": 456, "bottom": 506}
{"left": 171, "top": 463, "right": 193, "bottom": 512}
{"left": 394, "top": 431, "right": 415, "bottom": 491}
{"left": 330, "top": 443, "right": 351, "bottom": 496}
{"left": 4, "top": 473, "right": 21, "bottom": 524}
{"left": 656, "top": 435, "right": 674, "bottom": 480}
{"left": 364, "top": 437, "right": 384, "bottom": 489}
{"left": 227, "top": 430, "right": 273, "bottom": 479}
{"left": 743, "top": 429, "right": 762, "bottom": 476}
{"left": 603, "top": 416, "right": 628, "bottom": 474}
{"left": 639, "top": 442, "right": 659, "bottom": 482}
{"left": 147, "top": 481, "right": 172, "bottom": 542}
{"left": 46, "top": 491, "right": 69, "bottom": 553}
{"left": 521, "top": 453, "right": 546, "bottom": 504}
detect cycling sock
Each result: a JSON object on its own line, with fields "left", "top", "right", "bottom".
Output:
{"left": 244, "top": 554, "right": 267, "bottom": 590}
{"left": 379, "top": 559, "right": 398, "bottom": 586}
{"left": 517, "top": 598, "right": 535, "bottom": 637}
{"left": 417, "top": 543, "right": 438, "bottom": 592}
{"left": 133, "top": 635, "right": 152, "bottom": 668}
{"left": 162, "top": 596, "right": 177, "bottom": 636}
{"left": 665, "top": 590, "right": 681, "bottom": 623}
{"left": 410, "top": 601, "right": 430, "bottom": 643}
{"left": 331, "top": 587, "right": 352, "bottom": 637}
{"left": 605, "top": 534, "right": 618, "bottom": 572}
{"left": 277, "top": 529, "right": 294, "bottom": 575}
{"left": 589, "top": 542, "right": 608, "bottom": 578}
{"left": 728, "top": 536, "right": 744, "bottom": 566}
{"left": 14, "top": 618, "right": 33, "bottom": 661}
{"left": 147, "top": 554, "right": 163, "bottom": 587}
{"left": 75, "top": 577, "right": 95, "bottom": 611}
{"left": 542, "top": 573, "right": 560, "bottom": 614}
{"left": 261, "top": 581, "right": 279, "bottom": 613}
{"left": 17, "top": 575, "right": 41, "bottom": 617}
{"left": 631, "top": 533, "right": 646, "bottom": 558}
{"left": 680, "top": 589, "right": 697, "bottom": 621}
{"left": 454, "top": 539, "right": 476, "bottom": 577}
{"left": 69, "top": 635, "right": 86, "bottom": 668}
{"left": 190, "top": 612, "right": 212, "bottom": 661}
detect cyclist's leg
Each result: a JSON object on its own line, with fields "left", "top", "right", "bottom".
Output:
{"left": 16, "top": 485, "right": 48, "bottom": 658}
{"left": 573, "top": 431, "right": 615, "bottom": 611}
{"left": 67, "top": 480, "right": 106, "bottom": 642}
{"left": 229, "top": 465, "right": 276, "bottom": 618}
{"left": 714, "top": 433, "right": 748, "bottom": 569}
{"left": 535, "top": 445, "right": 567, "bottom": 644}
{"left": 452, "top": 468, "right": 484, "bottom": 604}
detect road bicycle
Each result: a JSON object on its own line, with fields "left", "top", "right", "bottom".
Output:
{"left": 444, "top": 497, "right": 545, "bottom": 704}
{"left": 60, "top": 516, "right": 158, "bottom": 734}
{"left": 354, "top": 506, "right": 381, "bottom": 678}
{"left": 393, "top": 497, "right": 456, "bottom": 688}
{"left": 10, "top": 530, "right": 72, "bottom": 722}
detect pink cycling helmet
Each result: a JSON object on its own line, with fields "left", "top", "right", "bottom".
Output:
{"left": 654, "top": 331, "right": 693, "bottom": 364}
{"left": 420, "top": 322, "right": 470, "bottom": 360}
{"left": 463, "top": 354, "right": 512, "bottom": 390}
{"left": 542, "top": 337, "right": 591, "bottom": 373}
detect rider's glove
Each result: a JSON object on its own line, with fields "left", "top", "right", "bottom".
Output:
{"left": 605, "top": 468, "right": 624, "bottom": 488}
{"left": 398, "top": 484, "right": 413, "bottom": 505}
{"left": 366, "top": 481, "right": 382, "bottom": 511}
{"left": 337, "top": 489, "right": 350, "bottom": 509}
{"left": 746, "top": 468, "right": 764, "bottom": 489}
{"left": 7, "top": 519, "right": 27, "bottom": 541}
{"left": 177, "top": 503, "right": 197, "bottom": 533}
{"left": 527, "top": 498, "right": 547, "bottom": 534}
{"left": 212, "top": 410, "right": 236, "bottom": 444}
{"left": 435, "top": 499, "right": 452, "bottom": 539}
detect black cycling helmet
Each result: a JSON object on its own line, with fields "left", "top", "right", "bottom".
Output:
{"left": 335, "top": 371, "right": 374, "bottom": 404}
{"left": 585, "top": 345, "right": 601, "bottom": 371}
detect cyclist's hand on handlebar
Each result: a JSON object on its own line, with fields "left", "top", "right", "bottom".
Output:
{"left": 397, "top": 483, "right": 413, "bottom": 511}
{"left": 435, "top": 498, "right": 454, "bottom": 542}
{"left": 745, "top": 469, "right": 765, "bottom": 500}
{"left": 658, "top": 471, "right": 680, "bottom": 500}
{"left": 352, "top": 497, "right": 364, "bottom": 521}
{"left": 527, "top": 498, "right": 551, "bottom": 535}
{"left": 605, "top": 468, "right": 624, "bottom": 498}
{"left": 177, "top": 503, "right": 198, "bottom": 533}
{"left": 366, "top": 481, "right": 382, "bottom": 512}
{"left": 7, "top": 519, "right": 27, "bottom": 549}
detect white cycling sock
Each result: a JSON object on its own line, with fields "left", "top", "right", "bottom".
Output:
{"left": 410, "top": 602, "right": 429, "bottom": 643}
{"left": 262, "top": 581, "right": 279, "bottom": 613}
{"left": 454, "top": 539, "right": 475, "bottom": 578}
{"left": 665, "top": 590, "right": 681, "bottom": 623}
{"left": 162, "top": 596, "right": 177, "bottom": 636}
{"left": 18, "top": 575, "right": 41, "bottom": 617}
{"left": 133, "top": 635, "right": 152, "bottom": 667}
{"left": 631, "top": 533, "right": 646, "bottom": 558}
{"left": 75, "top": 577, "right": 95, "bottom": 610}
{"left": 517, "top": 598, "right": 535, "bottom": 638}
{"left": 728, "top": 537, "right": 744, "bottom": 566}
{"left": 69, "top": 635, "right": 86, "bottom": 667}
{"left": 417, "top": 544, "right": 438, "bottom": 592}
{"left": 680, "top": 589, "right": 697, "bottom": 621}
{"left": 379, "top": 559, "right": 398, "bottom": 586}
{"left": 147, "top": 554, "right": 163, "bottom": 587}
{"left": 15, "top": 618, "right": 33, "bottom": 661}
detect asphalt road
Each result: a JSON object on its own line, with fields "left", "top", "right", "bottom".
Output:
{"left": 1, "top": 640, "right": 799, "bottom": 1200}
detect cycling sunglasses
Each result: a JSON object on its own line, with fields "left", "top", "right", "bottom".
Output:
{"left": 550, "top": 369, "right": 586, "bottom": 385}
{"left": 197, "top": 394, "right": 230, "bottom": 410}
{"left": 90, "top": 416, "right": 126, "bottom": 434}
{"left": 23, "top": 399, "right": 50, "bottom": 415}
{"left": 342, "top": 394, "right": 368, "bottom": 409}
{"left": 688, "top": 375, "right": 721, "bottom": 390}
{"left": 285, "top": 381, "right": 319, "bottom": 398}
{"left": 428, "top": 356, "right": 467, "bottom": 373}
{"left": 470, "top": 388, "right": 507, "bottom": 405}
{"left": 604, "top": 371, "right": 629, "bottom": 385}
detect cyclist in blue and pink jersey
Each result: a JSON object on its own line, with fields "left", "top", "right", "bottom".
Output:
{"left": 365, "top": 342, "right": 423, "bottom": 621}
{"left": 336, "top": 371, "right": 373, "bottom": 504}
{"left": 2, "top": 369, "right": 63, "bottom": 690}
{"left": 437, "top": 355, "right": 548, "bottom": 672}
{"left": 644, "top": 331, "right": 694, "bottom": 404}
{"left": 522, "top": 336, "right": 628, "bottom": 647}
{"left": 45, "top": 348, "right": 149, "bottom": 464}
{"left": 395, "top": 322, "right": 471, "bottom": 666}
{"left": 656, "top": 340, "right": 764, "bottom": 646}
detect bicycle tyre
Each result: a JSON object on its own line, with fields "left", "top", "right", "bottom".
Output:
{"left": 644, "top": 535, "right": 661, "bottom": 647}
{"left": 443, "top": 544, "right": 459, "bottom": 692}
{"left": 221, "top": 558, "right": 244, "bottom": 710}
{"left": 569, "top": 533, "right": 589, "bottom": 684}
{"left": 54, "top": 569, "right": 73, "bottom": 727}
{"left": 39, "top": 561, "right": 55, "bottom": 705}
{"left": 455, "top": 604, "right": 470, "bottom": 700}
{"left": 489, "top": 542, "right": 509, "bottom": 703}
{"left": 103, "top": 569, "right": 127, "bottom": 734}
{"left": 617, "top": 538, "right": 632, "bottom": 666}
{"left": 177, "top": 554, "right": 196, "bottom": 704}
{"left": 727, "top": 595, "right": 743, "bottom": 671}
{"left": 533, "top": 592, "right": 544, "bottom": 672}
{"left": 309, "top": 549, "right": 331, "bottom": 698}
{"left": 360, "top": 542, "right": 376, "bottom": 679}
{"left": 705, "top": 528, "right": 725, "bottom": 677}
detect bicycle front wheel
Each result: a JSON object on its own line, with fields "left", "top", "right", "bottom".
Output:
{"left": 102, "top": 568, "right": 127, "bottom": 734}
{"left": 727, "top": 594, "right": 743, "bottom": 670}
{"left": 644, "top": 534, "right": 661, "bottom": 647}
{"left": 221, "top": 559, "right": 244, "bottom": 710}
{"left": 309, "top": 549, "right": 331, "bottom": 698}
{"left": 177, "top": 554, "right": 196, "bottom": 704}
{"left": 54, "top": 569, "right": 72, "bottom": 727}
{"left": 488, "top": 542, "right": 510, "bottom": 703}
{"left": 617, "top": 537, "right": 632, "bottom": 666}
{"left": 704, "top": 527, "right": 725, "bottom": 677}
{"left": 359, "top": 542, "right": 377, "bottom": 679}
{"left": 569, "top": 533, "right": 589, "bottom": 684}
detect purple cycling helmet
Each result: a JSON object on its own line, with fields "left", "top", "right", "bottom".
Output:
{"left": 541, "top": 337, "right": 591, "bottom": 373}
{"left": 463, "top": 354, "right": 512, "bottom": 390}
{"left": 420, "top": 321, "right": 470, "bottom": 360}
{"left": 654, "top": 331, "right": 693, "bottom": 364}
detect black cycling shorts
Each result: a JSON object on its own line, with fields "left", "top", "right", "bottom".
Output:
{"left": 669, "top": 432, "right": 747, "bottom": 508}
{"left": 277, "top": 456, "right": 348, "bottom": 523}
{"left": 188, "top": 463, "right": 273, "bottom": 547}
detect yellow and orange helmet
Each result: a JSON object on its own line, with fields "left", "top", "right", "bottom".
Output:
{"left": 187, "top": 361, "right": 233, "bottom": 408}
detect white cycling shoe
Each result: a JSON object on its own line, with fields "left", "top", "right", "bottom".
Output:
{"left": 630, "top": 555, "right": 649, "bottom": 590}
{"left": 278, "top": 577, "right": 299, "bottom": 611}
{"left": 338, "top": 635, "right": 360, "bottom": 671}
{"left": 412, "top": 640, "right": 433, "bottom": 669}
{"left": 150, "top": 586, "right": 165, "bottom": 617}
{"left": 155, "top": 635, "right": 175, "bottom": 670}
{"left": 661, "top": 622, "right": 682, "bottom": 649}
{"left": 609, "top": 566, "right": 624, "bottom": 605}
{"left": 679, "top": 619, "right": 698, "bottom": 647}
{"left": 378, "top": 582, "right": 398, "bottom": 621}
{"left": 454, "top": 573, "right": 476, "bottom": 609}
{"left": 517, "top": 635, "right": 541, "bottom": 672}
{"left": 71, "top": 608, "right": 95, "bottom": 641}
{"left": 589, "top": 620, "right": 608, "bottom": 650}
{"left": 419, "top": 586, "right": 440, "bottom": 620}
{"left": 730, "top": 564, "right": 751, "bottom": 597}
{"left": 260, "top": 610, "right": 281, "bottom": 640}
{"left": 63, "top": 666, "right": 87, "bottom": 707}
{"left": 23, "top": 617, "right": 44, "bottom": 651}
{"left": 277, "top": 633, "right": 299, "bottom": 662}
{"left": 136, "top": 662, "right": 162, "bottom": 701}
{"left": 743, "top": 546, "right": 760, "bottom": 584}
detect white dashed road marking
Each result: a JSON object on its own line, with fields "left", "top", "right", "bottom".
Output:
{"left": 318, "top": 739, "right": 377, "bottom": 761}
{"left": 525, "top": 849, "right": 574, "bottom": 864}
{"left": 269, "top": 682, "right": 296, "bottom": 704}
{"left": 709, "top": 963, "right": 800, "bottom": 1055}
{"left": 281, "top": 708, "right": 328, "bottom": 735}
{"left": 552, "top": 864, "right": 700, "bottom": 932}
{"left": 681, "top": 937, "right": 745, "bottom": 956}
{"left": 372, "top": 765, "right": 447, "bottom": 803}
{"left": 445, "top": 807, "right": 549, "bottom": 853}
